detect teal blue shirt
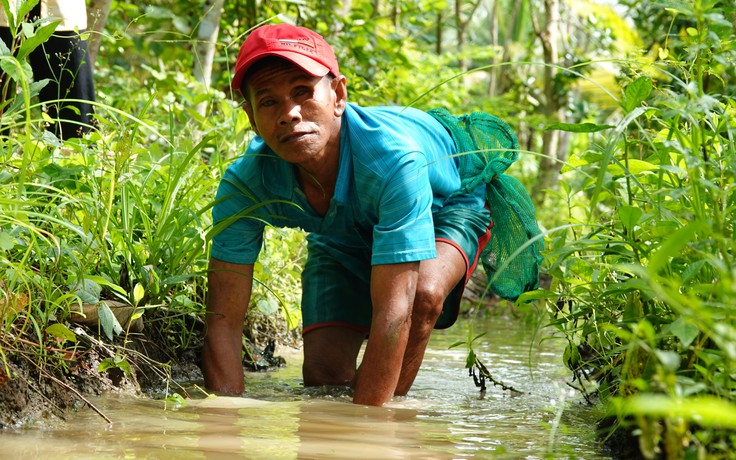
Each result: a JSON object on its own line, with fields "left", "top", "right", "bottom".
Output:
{"left": 210, "top": 103, "right": 484, "bottom": 265}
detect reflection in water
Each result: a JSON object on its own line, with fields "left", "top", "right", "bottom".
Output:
{"left": 0, "top": 316, "right": 609, "bottom": 459}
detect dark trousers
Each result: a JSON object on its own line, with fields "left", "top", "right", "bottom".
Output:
{"left": 0, "top": 21, "right": 96, "bottom": 139}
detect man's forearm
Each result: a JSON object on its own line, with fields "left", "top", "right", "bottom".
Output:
{"left": 353, "top": 262, "right": 418, "bottom": 406}
{"left": 353, "top": 311, "right": 411, "bottom": 405}
{"left": 202, "top": 258, "right": 254, "bottom": 395}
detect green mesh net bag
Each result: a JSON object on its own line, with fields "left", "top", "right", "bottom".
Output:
{"left": 428, "top": 107, "right": 543, "bottom": 301}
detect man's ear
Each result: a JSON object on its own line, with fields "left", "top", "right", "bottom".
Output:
{"left": 332, "top": 75, "right": 348, "bottom": 117}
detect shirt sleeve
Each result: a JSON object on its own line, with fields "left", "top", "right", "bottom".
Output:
{"left": 209, "top": 166, "right": 265, "bottom": 264}
{"left": 371, "top": 150, "right": 437, "bottom": 265}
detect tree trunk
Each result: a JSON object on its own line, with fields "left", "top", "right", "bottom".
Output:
{"left": 488, "top": 0, "right": 525, "bottom": 97}
{"left": 86, "top": 0, "right": 113, "bottom": 67}
{"left": 531, "top": 0, "right": 569, "bottom": 206}
{"left": 487, "top": 0, "right": 499, "bottom": 97}
{"left": 455, "top": 0, "right": 467, "bottom": 73}
{"left": 371, "top": 0, "right": 380, "bottom": 18}
{"left": 194, "top": 0, "right": 225, "bottom": 116}
{"left": 391, "top": 0, "right": 400, "bottom": 28}
{"left": 455, "top": 0, "right": 482, "bottom": 82}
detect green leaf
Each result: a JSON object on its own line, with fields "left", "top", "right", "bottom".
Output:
{"left": 545, "top": 122, "right": 615, "bottom": 133}
{"left": 97, "top": 302, "right": 123, "bottom": 340}
{"left": 465, "top": 349, "right": 477, "bottom": 369}
{"left": 71, "top": 279, "right": 101, "bottom": 305}
{"left": 618, "top": 205, "right": 643, "bottom": 235}
{"left": 0, "top": 58, "right": 32, "bottom": 84}
{"left": 98, "top": 357, "right": 116, "bottom": 373}
{"left": 622, "top": 76, "right": 652, "bottom": 113}
{"left": 448, "top": 340, "right": 467, "bottom": 349}
{"left": 255, "top": 298, "right": 279, "bottom": 315}
{"left": 668, "top": 317, "right": 699, "bottom": 348}
{"left": 654, "top": 350, "right": 681, "bottom": 372}
{"left": 0, "top": 231, "right": 14, "bottom": 250}
{"left": 80, "top": 275, "right": 127, "bottom": 296}
{"left": 648, "top": 221, "right": 709, "bottom": 274}
{"left": 98, "top": 356, "right": 131, "bottom": 376}
{"left": 133, "top": 283, "right": 145, "bottom": 306}
{"left": 0, "top": 38, "right": 10, "bottom": 56}
{"left": 607, "top": 159, "right": 659, "bottom": 176}
{"left": 45, "top": 323, "right": 77, "bottom": 343}
{"left": 18, "top": 21, "right": 59, "bottom": 60}
{"left": 611, "top": 394, "right": 736, "bottom": 429}
{"left": 130, "top": 308, "right": 145, "bottom": 322}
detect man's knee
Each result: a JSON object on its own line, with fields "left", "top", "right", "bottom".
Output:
{"left": 413, "top": 281, "right": 446, "bottom": 326}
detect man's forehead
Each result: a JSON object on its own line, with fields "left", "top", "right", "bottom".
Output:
{"left": 243, "top": 58, "right": 315, "bottom": 91}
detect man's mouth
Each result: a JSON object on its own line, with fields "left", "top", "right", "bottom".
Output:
{"left": 280, "top": 131, "right": 311, "bottom": 143}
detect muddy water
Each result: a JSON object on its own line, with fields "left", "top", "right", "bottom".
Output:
{"left": 1, "top": 315, "right": 609, "bottom": 459}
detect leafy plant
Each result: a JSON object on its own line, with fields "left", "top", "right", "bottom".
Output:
{"left": 539, "top": 2, "right": 736, "bottom": 455}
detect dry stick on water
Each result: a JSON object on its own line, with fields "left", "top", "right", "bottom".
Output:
{"left": 470, "top": 356, "right": 524, "bottom": 396}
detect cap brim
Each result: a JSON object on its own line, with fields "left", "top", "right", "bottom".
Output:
{"left": 231, "top": 51, "right": 331, "bottom": 92}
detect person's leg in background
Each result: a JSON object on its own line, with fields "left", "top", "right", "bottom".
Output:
{"left": 30, "top": 29, "right": 96, "bottom": 139}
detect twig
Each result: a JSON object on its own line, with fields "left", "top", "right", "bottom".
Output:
{"left": 17, "top": 351, "right": 113, "bottom": 425}
{"left": 471, "top": 357, "right": 525, "bottom": 395}
{"left": 42, "top": 371, "right": 113, "bottom": 424}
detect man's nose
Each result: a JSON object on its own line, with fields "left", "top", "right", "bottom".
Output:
{"left": 279, "top": 99, "right": 302, "bottom": 125}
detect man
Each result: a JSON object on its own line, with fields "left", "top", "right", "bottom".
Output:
{"left": 202, "top": 23, "right": 493, "bottom": 406}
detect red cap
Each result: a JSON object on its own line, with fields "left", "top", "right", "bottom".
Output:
{"left": 231, "top": 24, "right": 340, "bottom": 93}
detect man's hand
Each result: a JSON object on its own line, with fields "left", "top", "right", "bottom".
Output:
{"left": 201, "top": 258, "right": 254, "bottom": 395}
{"left": 353, "top": 262, "right": 419, "bottom": 406}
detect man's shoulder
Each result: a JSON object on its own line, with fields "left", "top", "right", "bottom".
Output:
{"left": 226, "top": 138, "right": 278, "bottom": 174}
{"left": 344, "top": 103, "right": 432, "bottom": 127}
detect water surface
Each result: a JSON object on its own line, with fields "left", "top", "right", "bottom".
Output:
{"left": 1, "top": 315, "right": 608, "bottom": 459}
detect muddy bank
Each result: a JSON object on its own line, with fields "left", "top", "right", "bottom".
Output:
{"left": 0, "top": 305, "right": 303, "bottom": 429}
{"left": 0, "top": 345, "right": 139, "bottom": 428}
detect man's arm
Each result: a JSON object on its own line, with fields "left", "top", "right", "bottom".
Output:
{"left": 202, "top": 257, "right": 254, "bottom": 395}
{"left": 353, "top": 262, "right": 419, "bottom": 406}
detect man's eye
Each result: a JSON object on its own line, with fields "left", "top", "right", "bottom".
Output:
{"left": 259, "top": 99, "right": 276, "bottom": 107}
{"left": 293, "top": 87, "right": 311, "bottom": 99}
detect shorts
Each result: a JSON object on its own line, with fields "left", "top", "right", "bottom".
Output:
{"left": 301, "top": 203, "right": 492, "bottom": 334}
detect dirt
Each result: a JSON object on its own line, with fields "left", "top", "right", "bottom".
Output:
{"left": 0, "top": 345, "right": 139, "bottom": 428}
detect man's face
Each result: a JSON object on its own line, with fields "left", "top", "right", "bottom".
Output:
{"left": 242, "top": 60, "right": 347, "bottom": 168}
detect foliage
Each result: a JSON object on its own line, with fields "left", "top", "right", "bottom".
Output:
{"left": 539, "top": 1, "right": 736, "bottom": 457}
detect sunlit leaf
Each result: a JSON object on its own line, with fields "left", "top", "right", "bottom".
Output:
{"left": 648, "top": 221, "right": 709, "bottom": 274}
{"left": 611, "top": 395, "right": 736, "bottom": 429}
{"left": 622, "top": 76, "right": 652, "bottom": 113}
{"left": 18, "top": 21, "right": 59, "bottom": 60}
{"left": 654, "top": 350, "right": 680, "bottom": 372}
{"left": 133, "top": 283, "right": 145, "bottom": 306}
{"left": 45, "top": 323, "right": 77, "bottom": 343}
{"left": 0, "top": 231, "right": 14, "bottom": 250}
{"left": 546, "top": 122, "right": 614, "bottom": 132}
